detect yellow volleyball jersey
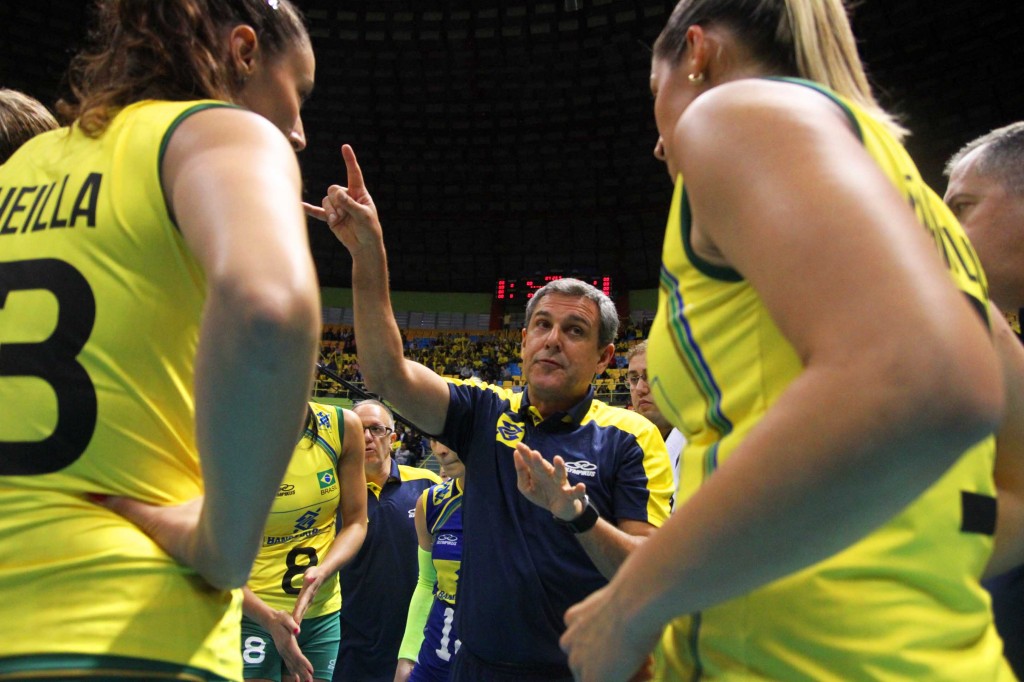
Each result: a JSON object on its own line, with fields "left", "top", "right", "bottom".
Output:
{"left": 647, "top": 80, "right": 1009, "bottom": 680}
{"left": 423, "top": 477, "right": 464, "bottom": 606}
{"left": 0, "top": 100, "right": 244, "bottom": 679}
{"left": 248, "top": 402, "right": 346, "bottom": 616}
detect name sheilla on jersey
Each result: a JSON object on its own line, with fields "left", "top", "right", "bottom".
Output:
{"left": 0, "top": 173, "right": 102, "bottom": 235}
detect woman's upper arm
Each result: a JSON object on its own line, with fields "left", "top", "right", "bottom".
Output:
{"left": 414, "top": 490, "right": 432, "bottom": 551}
{"left": 161, "top": 107, "right": 313, "bottom": 291}
{"left": 340, "top": 409, "right": 369, "bottom": 524}
{"left": 675, "top": 82, "right": 992, "bottom": 374}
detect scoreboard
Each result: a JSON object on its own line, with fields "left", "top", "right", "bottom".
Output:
{"left": 494, "top": 274, "right": 613, "bottom": 301}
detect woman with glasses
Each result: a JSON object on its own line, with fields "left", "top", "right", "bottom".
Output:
{"left": 241, "top": 403, "right": 367, "bottom": 682}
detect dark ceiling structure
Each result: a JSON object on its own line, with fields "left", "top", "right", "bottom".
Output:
{"left": 2, "top": 1, "right": 1023, "bottom": 295}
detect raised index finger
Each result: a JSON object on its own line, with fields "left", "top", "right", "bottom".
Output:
{"left": 341, "top": 144, "right": 365, "bottom": 193}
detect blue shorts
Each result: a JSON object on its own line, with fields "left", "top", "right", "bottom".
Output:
{"left": 241, "top": 612, "right": 339, "bottom": 682}
{"left": 409, "top": 598, "right": 460, "bottom": 682}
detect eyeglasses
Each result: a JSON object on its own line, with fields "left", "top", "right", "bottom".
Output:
{"left": 363, "top": 424, "right": 394, "bottom": 438}
{"left": 626, "top": 371, "right": 648, "bottom": 387}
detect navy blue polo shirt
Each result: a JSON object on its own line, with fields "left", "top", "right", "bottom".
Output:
{"left": 335, "top": 458, "right": 440, "bottom": 682}
{"left": 441, "top": 380, "right": 673, "bottom": 671}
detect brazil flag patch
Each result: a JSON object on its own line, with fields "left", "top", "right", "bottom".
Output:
{"left": 317, "top": 469, "right": 335, "bottom": 489}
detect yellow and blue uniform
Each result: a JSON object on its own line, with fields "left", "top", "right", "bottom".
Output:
{"left": 409, "top": 477, "right": 464, "bottom": 682}
{"left": 441, "top": 380, "right": 673, "bottom": 678}
{"left": 0, "top": 100, "right": 241, "bottom": 680}
{"left": 334, "top": 460, "right": 440, "bottom": 682}
{"left": 646, "top": 78, "right": 1010, "bottom": 680}
{"left": 242, "top": 402, "right": 347, "bottom": 681}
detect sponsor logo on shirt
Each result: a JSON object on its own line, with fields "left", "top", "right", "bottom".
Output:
{"left": 495, "top": 412, "right": 525, "bottom": 447}
{"left": 436, "top": 533, "right": 459, "bottom": 547}
{"left": 294, "top": 509, "right": 321, "bottom": 532}
{"left": 316, "top": 410, "right": 332, "bottom": 430}
{"left": 408, "top": 508, "right": 416, "bottom": 518}
{"left": 264, "top": 527, "right": 326, "bottom": 546}
{"left": 564, "top": 460, "right": 598, "bottom": 478}
{"left": 276, "top": 483, "right": 296, "bottom": 497}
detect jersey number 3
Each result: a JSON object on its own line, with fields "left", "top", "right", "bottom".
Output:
{"left": 0, "top": 259, "right": 97, "bottom": 475}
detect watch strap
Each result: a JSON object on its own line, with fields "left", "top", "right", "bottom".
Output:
{"left": 554, "top": 495, "right": 599, "bottom": 534}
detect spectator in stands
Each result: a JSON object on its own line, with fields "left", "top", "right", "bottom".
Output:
{"left": 945, "top": 121, "right": 1024, "bottom": 679}
{"left": 310, "top": 144, "right": 673, "bottom": 681}
{"left": 334, "top": 399, "right": 441, "bottom": 682}
{"left": 627, "top": 340, "right": 685, "bottom": 495}
{"left": 614, "top": 375, "right": 630, "bottom": 406}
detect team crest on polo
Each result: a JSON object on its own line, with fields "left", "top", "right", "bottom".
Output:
{"left": 495, "top": 413, "right": 525, "bottom": 447}
{"left": 432, "top": 480, "right": 454, "bottom": 505}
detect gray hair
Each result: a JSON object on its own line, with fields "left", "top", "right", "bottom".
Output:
{"left": 523, "top": 277, "right": 619, "bottom": 347}
{"left": 352, "top": 398, "right": 395, "bottom": 428}
{"left": 944, "top": 121, "right": 1024, "bottom": 196}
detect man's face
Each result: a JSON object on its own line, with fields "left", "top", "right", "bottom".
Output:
{"left": 945, "top": 147, "right": 1024, "bottom": 312}
{"left": 520, "top": 293, "right": 614, "bottom": 406}
{"left": 353, "top": 403, "right": 395, "bottom": 476}
{"left": 628, "top": 350, "right": 670, "bottom": 432}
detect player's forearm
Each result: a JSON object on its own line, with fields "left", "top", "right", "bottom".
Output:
{"left": 319, "top": 520, "right": 368, "bottom": 576}
{"left": 604, "top": 359, "right": 1002, "bottom": 642}
{"left": 350, "top": 239, "right": 449, "bottom": 434}
{"left": 191, "top": 285, "right": 320, "bottom": 589}
{"left": 398, "top": 547, "right": 436, "bottom": 661}
{"left": 351, "top": 239, "right": 407, "bottom": 394}
{"left": 241, "top": 586, "right": 278, "bottom": 629}
{"left": 575, "top": 520, "right": 649, "bottom": 579}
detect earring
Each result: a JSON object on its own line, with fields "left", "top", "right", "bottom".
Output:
{"left": 687, "top": 72, "right": 705, "bottom": 85}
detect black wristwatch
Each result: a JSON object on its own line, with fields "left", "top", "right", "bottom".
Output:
{"left": 554, "top": 494, "right": 600, "bottom": 534}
